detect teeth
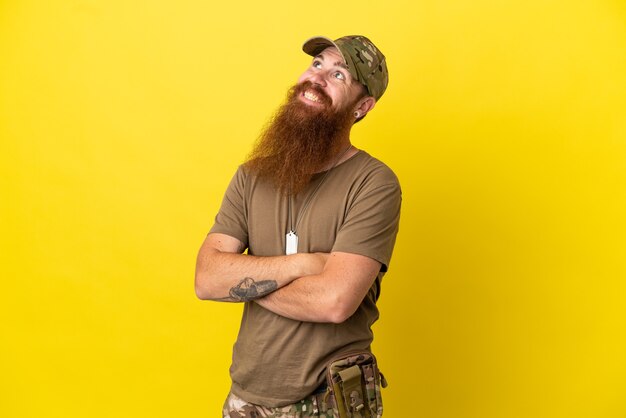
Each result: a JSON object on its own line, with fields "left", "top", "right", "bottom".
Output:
{"left": 304, "top": 91, "right": 320, "bottom": 102}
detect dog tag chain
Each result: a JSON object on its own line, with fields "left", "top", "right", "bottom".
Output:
{"left": 285, "top": 145, "right": 353, "bottom": 255}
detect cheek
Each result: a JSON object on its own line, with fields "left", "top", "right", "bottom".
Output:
{"left": 329, "top": 87, "right": 351, "bottom": 107}
{"left": 344, "top": 86, "right": 362, "bottom": 106}
{"left": 297, "top": 71, "right": 311, "bottom": 84}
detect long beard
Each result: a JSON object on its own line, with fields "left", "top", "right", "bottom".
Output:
{"left": 244, "top": 81, "right": 355, "bottom": 194}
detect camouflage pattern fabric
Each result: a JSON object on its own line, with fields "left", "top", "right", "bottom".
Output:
{"left": 362, "top": 363, "right": 383, "bottom": 418}
{"left": 223, "top": 391, "right": 337, "bottom": 418}
{"left": 327, "top": 352, "right": 385, "bottom": 418}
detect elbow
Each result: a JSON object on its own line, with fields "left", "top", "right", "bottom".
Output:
{"left": 194, "top": 251, "right": 222, "bottom": 300}
{"left": 194, "top": 271, "right": 215, "bottom": 300}
{"left": 195, "top": 278, "right": 209, "bottom": 300}
{"left": 328, "top": 310, "right": 353, "bottom": 324}
{"left": 327, "top": 312, "right": 349, "bottom": 324}
{"left": 195, "top": 285, "right": 209, "bottom": 301}
{"left": 325, "top": 297, "right": 357, "bottom": 324}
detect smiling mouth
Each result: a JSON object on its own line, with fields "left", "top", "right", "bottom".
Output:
{"left": 302, "top": 89, "right": 325, "bottom": 104}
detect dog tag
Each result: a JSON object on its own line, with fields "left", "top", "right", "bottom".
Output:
{"left": 286, "top": 231, "right": 298, "bottom": 255}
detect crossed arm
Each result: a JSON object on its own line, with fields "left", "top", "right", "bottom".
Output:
{"left": 194, "top": 232, "right": 381, "bottom": 323}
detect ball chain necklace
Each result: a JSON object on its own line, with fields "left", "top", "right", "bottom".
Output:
{"left": 285, "top": 144, "right": 353, "bottom": 255}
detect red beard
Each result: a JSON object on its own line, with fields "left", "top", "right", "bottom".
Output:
{"left": 244, "top": 81, "right": 356, "bottom": 194}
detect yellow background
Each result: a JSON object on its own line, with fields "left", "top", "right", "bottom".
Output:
{"left": 2, "top": 0, "right": 625, "bottom": 417}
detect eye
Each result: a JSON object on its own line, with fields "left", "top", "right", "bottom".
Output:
{"left": 312, "top": 60, "right": 322, "bottom": 69}
{"left": 333, "top": 71, "right": 346, "bottom": 81}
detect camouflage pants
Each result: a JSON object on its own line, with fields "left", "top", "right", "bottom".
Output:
{"left": 222, "top": 391, "right": 337, "bottom": 418}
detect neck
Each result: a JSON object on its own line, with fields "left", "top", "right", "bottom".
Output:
{"left": 317, "top": 141, "right": 356, "bottom": 172}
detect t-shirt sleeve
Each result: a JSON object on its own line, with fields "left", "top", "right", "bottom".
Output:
{"left": 331, "top": 172, "right": 402, "bottom": 272}
{"left": 208, "top": 166, "right": 249, "bottom": 247}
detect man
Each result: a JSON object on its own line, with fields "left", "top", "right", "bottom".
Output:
{"left": 195, "top": 35, "right": 401, "bottom": 417}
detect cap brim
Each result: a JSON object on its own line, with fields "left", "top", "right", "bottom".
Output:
{"left": 302, "top": 36, "right": 348, "bottom": 64}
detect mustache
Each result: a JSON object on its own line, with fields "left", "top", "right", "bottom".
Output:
{"left": 292, "top": 81, "right": 332, "bottom": 106}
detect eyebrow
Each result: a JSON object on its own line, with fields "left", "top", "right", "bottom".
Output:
{"left": 314, "top": 54, "right": 349, "bottom": 70}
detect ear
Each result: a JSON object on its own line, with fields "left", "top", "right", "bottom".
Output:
{"left": 353, "top": 96, "right": 376, "bottom": 119}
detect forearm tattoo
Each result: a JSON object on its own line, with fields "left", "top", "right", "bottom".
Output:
{"left": 217, "top": 277, "right": 278, "bottom": 302}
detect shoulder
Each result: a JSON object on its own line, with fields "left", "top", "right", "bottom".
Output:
{"left": 227, "top": 163, "right": 257, "bottom": 191}
{"left": 222, "top": 164, "right": 248, "bottom": 193}
{"left": 344, "top": 150, "right": 401, "bottom": 191}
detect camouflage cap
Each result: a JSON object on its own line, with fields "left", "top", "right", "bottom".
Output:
{"left": 302, "top": 35, "right": 389, "bottom": 101}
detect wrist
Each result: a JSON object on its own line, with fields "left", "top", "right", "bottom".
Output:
{"left": 288, "top": 253, "right": 308, "bottom": 278}
{"left": 290, "top": 252, "right": 327, "bottom": 277}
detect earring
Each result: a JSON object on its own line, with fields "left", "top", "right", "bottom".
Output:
{"left": 354, "top": 111, "right": 360, "bottom": 118}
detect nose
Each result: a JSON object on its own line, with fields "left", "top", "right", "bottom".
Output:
{"left": 308, "top": 70, "right": 327, "bottom": 87}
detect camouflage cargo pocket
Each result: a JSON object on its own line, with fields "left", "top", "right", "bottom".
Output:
{"left": 324, "top": 351, "right": 387, "bottom": 418}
